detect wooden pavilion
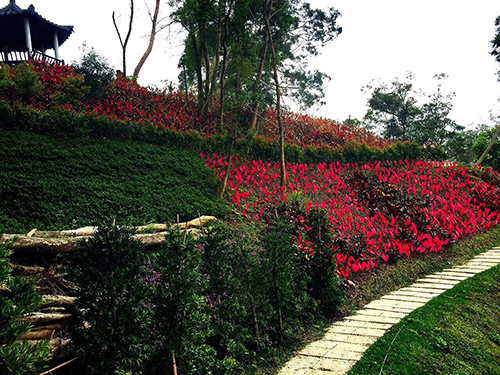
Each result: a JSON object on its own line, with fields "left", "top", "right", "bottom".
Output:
{"left": 0, "top": 0, "right": 73, "bottom": 64}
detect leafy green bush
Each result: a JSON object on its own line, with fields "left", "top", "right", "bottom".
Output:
{"left": 0, "top": 241, "right": 50, "bottom": 375}
{"left": 0, "top": 67, "right": 13, "bottom": 97}
{"left": 7, "top": 63, "right": 44, "bottom": 104}
{"left": 147, "top": 229, "right": 216, "bottom": 375}
{"left": 444, "top": 128, "right": 478, "bottom": 164}
{"left": 73, "top": 47, "right": 115, "bottom": 101}
{"left": 52, "top": 74, "right": 89, "bottom": 110}
{"left": 302, "top": 208, "right": 346, "bottom": 319}
{"left": 258, "top": 210, "right": 319, "bottom": 342}
{"left": 69, "top": 225, "right": 155, "bottom": 375}
{"left": 198, "top": 223, "right": 255, "bottom": 373}
{"left": 422, "top": 144, "right": 447, "bottom": 162}
{"left": 199, "top": 217, "right": 320, "bottom": 370}
{"left": 65, "top": 210, "right": 347, "bottom": 374}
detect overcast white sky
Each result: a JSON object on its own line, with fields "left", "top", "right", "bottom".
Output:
{"left": 12, "top": 0, "right": 500, "bottom": 127}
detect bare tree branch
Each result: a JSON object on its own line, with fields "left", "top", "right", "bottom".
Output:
{"left": 133, "top": 0, "right": 161, "bottom": 78}
{"left": 112, "top": 0, "right": 135, "bottom": 76}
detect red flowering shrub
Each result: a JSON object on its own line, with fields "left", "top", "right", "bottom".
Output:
{"left": 259, "top": 110, "right": 393, "bottom": 150}
{"left": 205, "top": 154, "right": 500, "bottom": 278}
{"left": 1, "top": 61, "right": 393, "bottom": 153}
{"left": 84, "top": 76, "right": 213, "bottom": 133}
{"left": 3, "top": 61, "right": 87, "bottom": 110}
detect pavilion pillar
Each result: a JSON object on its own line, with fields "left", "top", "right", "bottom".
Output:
{"left": 53, "top": 32, "right": 60, "bottom": 60}
{"left": 23, "top": 17, "right": 33, "bottom": 54}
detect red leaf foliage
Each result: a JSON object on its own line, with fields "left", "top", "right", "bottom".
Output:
{"left": 7, "top": 62, "right": 390, "bottom": 150}
{"left": 205, "top": 155, "right": 500, "bottom": 278}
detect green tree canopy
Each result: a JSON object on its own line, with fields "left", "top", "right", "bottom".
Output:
{"left": 362, "top": 73, "right": 461, "bottom": 147}
{"left": 472, "top": 123, "right": 500, "bottom": 170}
{"left": 491, "top": 15, "right": 500, "bottom": 81}
{"left": 475, "top": 15, "right": 500, "bottom": 167}
{"left": 169, "top": 0, "right": 342, "bottom": 124}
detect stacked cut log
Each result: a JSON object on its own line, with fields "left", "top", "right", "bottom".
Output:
{"left": 1, "top": 216, "right": 217, "bottom": 357}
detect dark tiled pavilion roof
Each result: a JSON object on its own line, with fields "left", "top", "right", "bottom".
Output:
{"left": 0, "top": 0, "right": 73, "bottom": 52}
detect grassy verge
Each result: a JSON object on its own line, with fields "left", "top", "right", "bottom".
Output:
{"left": 0, "top": 129, "right": 229, "bottom": 233}
{"left": 347, "top": 263, "right": 500, "bottom": 375}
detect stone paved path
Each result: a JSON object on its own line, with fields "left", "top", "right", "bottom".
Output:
{"left": 278, "top": 247, "right": 500, "bottom": 375}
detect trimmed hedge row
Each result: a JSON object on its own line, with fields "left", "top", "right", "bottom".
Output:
{"left": 0, "top": 100, "right": 445, "bottom": 164}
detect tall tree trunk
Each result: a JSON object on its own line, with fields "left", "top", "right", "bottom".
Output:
{"left": 208, "top": 20, "right": 222, "bottom": 115}
{"left": 201, "top": 46, "right": 210, "bottom": 115}
{"left": 133, "top": 0, "right": 161, "bottom": 78}
{"left": 263, "top": 0, "right": 286, "bottom": 190}
{"left": 189, "top": 31, "right": 204, "bottom": 117}
{"left": 248, "top": 34, "right": 268, "bottom": 133}
{"left": 218, "top": 0, "right": 234, "bottom": 132}
{"left": 476, "top": 123, "right": 500, "bottom": 167}
{"left": 112, "top": 0, "right": 134, "bottom": 76}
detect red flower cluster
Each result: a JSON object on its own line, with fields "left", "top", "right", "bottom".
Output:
{"left": 205, "top": 154, "right": 500, "bottom": 278}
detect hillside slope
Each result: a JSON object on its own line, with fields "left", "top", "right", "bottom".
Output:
{"left": 0, "top": 129, "right": 228, "bottom": 233}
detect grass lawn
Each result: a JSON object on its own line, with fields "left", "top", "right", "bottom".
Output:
{"left": 347, "top": 264, "right": 500, "bottom": 375}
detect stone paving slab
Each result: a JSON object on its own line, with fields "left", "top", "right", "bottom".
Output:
{"left": 442, "top": 268, "right": 482, "bottom": 274}
{"left": 309, "top": 334, "right": 377, "bottom": 346}
{"left": 365, "top": 303, "right": 423, "bottom": 313}
{"left": 467, "top": 258, "right": 500, "bottom": 263}
{"left": 434, "top": 271, "right": 471, "bottom": 280}
{"left": 313, "top": 359, "right": 355, "bottom": 374}
{"left": 277, "top": 247, "right": 500, "bottom": 375}
{"left": 344, "top": 314, "right": 402, "bottom": 325}
{"left": 416, "top": 278, "right": 462, "bottom": 285}
{"left": 364, "top": 300, "right": 416, "bottom": 308}
{"left": 472, "top": 255, "right": 500, "bottom": 259}
{"left": 384, "top": 290, "right": 440, "bottom": 298}
{"left": 406, "top": 282, "right": 451, "bottom": 289}
{"left": 309, "top": 339, "right": 340, "bottom": 349}
{"left": 325, "top": 327, "right": 387, "bottom": 338}
{"left": 381, "top": 293, "right": 435, "bottom": 302}
{"left": 362, "top": 303, "right": 415, "bottom": 314}
{"left": 424, "top": 274, "right": 470, "bottom": 281}
{"left": 323, "top": 349, "right": 363, "bottom": 361}
{"left": 330, "top": 321, "right": 392, "bottom": 330}
{"left": 455, "top": 265, "right": 491, "bottom": 271}
{"left": 399, "top": 286, "right": 449, "bottom": 294}
{"left": 298, "top": 346, "right": 331, "bottom": 358}
{"left": 355, "top": 309, "right": 407, "bottom": 319}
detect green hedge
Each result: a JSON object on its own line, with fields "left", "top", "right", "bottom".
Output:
{"left": 0, "top": 100, "right": 442, "bottom": 165}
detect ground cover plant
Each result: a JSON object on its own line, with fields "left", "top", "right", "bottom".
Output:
{"left": 0, "top": 129, "right": 227, "bottom": 233}
{"left": 205, "top": 154, "right": 500, "bottom": 278}
{"left": 347, "top": 264, "right": 500, "bottom": 375}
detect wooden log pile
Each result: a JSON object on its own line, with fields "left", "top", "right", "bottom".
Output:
{"left": 1, "top": 216, "right": 217, "bottom": 254}
{"left": 2, "top": 216, "right": 217, "bottom": 357}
